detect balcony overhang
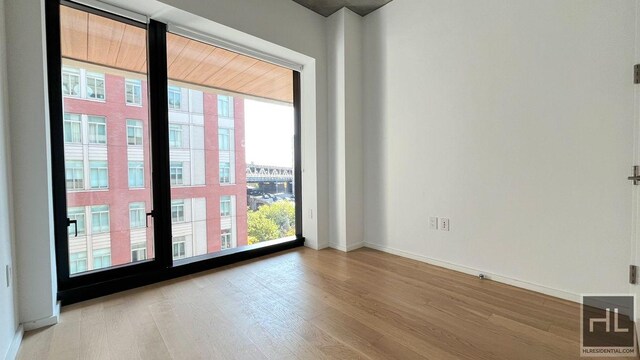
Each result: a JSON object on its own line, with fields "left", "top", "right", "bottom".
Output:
{"left": 60, "top": 6, "right": 293, "bottom": 103}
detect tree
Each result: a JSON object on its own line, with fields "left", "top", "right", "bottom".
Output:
{"left": 247, "top": 200, "right": 296, "bottom": 244}
{"left": 259, "top": 201, "right": 295, "bottom": 237}
{"left": 247, "top": 211, "right": 279, "bottom": 244}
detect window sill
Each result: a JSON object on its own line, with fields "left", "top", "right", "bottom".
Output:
{"left": 84, "top": 97, "right": 106, "bottom": 103}
{"left": 67, "top": 188, "right": 110, "bottom": 192}
{"left": 57, "top": 236, "right": 305, "bottom": 305}
{"left": 172, "top": 236, "right": 302, "bottom": 267}
{"left": 64, "top": 96, "right": 106, "bottom": 103}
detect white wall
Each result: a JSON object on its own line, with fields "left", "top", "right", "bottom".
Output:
{"left": 0, "top": 0, "right": 20, "bottom": 357}
{"left": 5, "top": 0, "right": 59, "bottom": 329}
{"left": 328, "top": 8, "right": 364, "bottom": 252}
{"left": 343, "top": 9, "right": 364, "bottom": 252}
{"left": 327, "top": 10, "right": 347, "bottom": 251}
{"left": 363, "top": 0, "right": 636, "bottom": 300}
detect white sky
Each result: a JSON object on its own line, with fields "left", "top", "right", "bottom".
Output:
{"left": 244, "top": 99, "right": 294, "bottom": 168}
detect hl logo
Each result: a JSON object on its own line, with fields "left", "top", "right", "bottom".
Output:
{"left": 589, "top": 308, "right": 629, "bottom": 333}
{"left": 581, "top": 295, "right": 636, "bottom": 357}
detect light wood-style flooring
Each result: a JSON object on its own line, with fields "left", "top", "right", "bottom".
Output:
{"left": 16, "top": 247, "right": 636, "bottom": 359}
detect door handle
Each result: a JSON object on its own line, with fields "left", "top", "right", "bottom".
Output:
{"left": 146, "top": 211, "right": 154, "bottom": 228}
{"left": 629, "top": 166, "right": 640, "bottom": 185}
{"left": 67, "top": 218, "right": 78, "bottom": 237}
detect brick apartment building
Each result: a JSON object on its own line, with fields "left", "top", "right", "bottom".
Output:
{"left": 62, "top": 63, "right": 247, "bottom": 274}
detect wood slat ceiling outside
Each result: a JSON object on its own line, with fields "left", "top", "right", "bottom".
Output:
{"left": 60, "top": 6, "right": 293, "bottom": 103}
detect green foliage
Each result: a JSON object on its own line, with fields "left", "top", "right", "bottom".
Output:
{"left": 247, "top": 211, "right": 279, "bottom": 245}
{"left": 247, "top": 201, "right": 296, "bottom": 244}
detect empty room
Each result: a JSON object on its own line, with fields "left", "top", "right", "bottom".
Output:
{"left": 0, "top": 0, "right": 639, "bottom": 359}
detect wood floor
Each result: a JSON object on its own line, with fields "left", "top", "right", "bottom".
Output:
{"left": 16, "top": 247, "right": 636, "bottom": 360}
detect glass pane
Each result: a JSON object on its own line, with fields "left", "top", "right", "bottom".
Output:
{"left": 167, "top": 32, "right": 295, "bottom": 261}
{"left": 126, "top": 79, "right": 142, "bottom": 106}
{"left": 60, "top": 5, "right": 153, "bottom": 275}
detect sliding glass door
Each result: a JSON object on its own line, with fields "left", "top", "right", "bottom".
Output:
{"left": 47, "top": 0, "right": 302, "bottom": 302}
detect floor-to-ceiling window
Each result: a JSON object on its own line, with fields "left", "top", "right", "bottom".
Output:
{"left": 47, "top": 0, "right": 302, "bottom": 303}
{"left": 165, "top": 32, "right": 298, "bottom": 262}
{"left": 58, "top": 4, "right": 154, "bottom": 276}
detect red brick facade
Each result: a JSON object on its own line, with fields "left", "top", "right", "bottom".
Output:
{"left": 65, "top": 71, "right": 247, "bottom": 267}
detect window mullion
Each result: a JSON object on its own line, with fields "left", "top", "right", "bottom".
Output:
{"left": 148, "top": 19, "right": 172, "bottom": 268}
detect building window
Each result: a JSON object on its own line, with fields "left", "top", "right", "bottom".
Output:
{"left": 63, "top": 113, "right": 82, "bottom": 143}
{"left": 219, "top": 128, "right": 231, "bottom": 151}
{"left": 67, "top": 207, "right": 86, "bottom": 236}
{"left": 125, "top": 79, "right": 142, "bottom": 106}
{"left": 172, "top": 236, "right": 186, "bottom": 260}
{"left": 131, "top": 242, "right": 147, "bottom": 262}
{"left": 128, "top": 161, "right": 144, "bottom": 188}
{"left": 220, "top": 196, "right": 231, "bottom": 217}
{"left": 221, "top": 229, "right": 232, "bottom": 250}
{"left": 168, "top": 125, "right": 183, "bottom": 148}
{"left": 91, "top": 205, "right": 110, "bottom": 233}
{"left": 219, "top": 162, "right": 231, "bottom": 184}
{"left": 170, "top": 162, "right": 183, "bottom": 185}
{"left": 69, "top": 252, "right": 87, "bottom": 275}
{"left": 171, "top": 200, "right": 185, "bottom": 223}
{"left": 62, "top": 67, "right": 81, "bottom": 97}
{"left": 87, "top": 116, "right": 107, "bottom": 144}
{"left": 89, "top": 160, "right": 109, "bottom": 189}
{"left": 86, "top": 72, "right": 105, "bottom": 100}
{"left": 217, "top": 95, "right": 233, "bottom": 118}
{"left": 65, "top": 160, "right": 84, "bottom": 190}
{"left": 93, "top": 248, "right": 111, "bottom": 269}
{"left": 127, "top": 119, "right": 143, "bottom": 146}
{"left": 129, "top": 202, "right": 146, "bottom": 229}
{"left": 168, "top": 86, "right": 181, "bottom": 109}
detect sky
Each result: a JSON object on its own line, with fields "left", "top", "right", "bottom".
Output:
{"left": 244, "top": 99, "right": 294, "bottom": 168}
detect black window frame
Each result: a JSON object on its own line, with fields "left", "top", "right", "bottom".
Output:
{"left": 46, "top": 0, "right": 304, "bottom": 305}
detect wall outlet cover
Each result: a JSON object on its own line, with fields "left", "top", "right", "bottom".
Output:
{"left": 439, "top": 218, "right": 450, "bottom": 231}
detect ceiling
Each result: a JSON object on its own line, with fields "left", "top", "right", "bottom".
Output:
{"left": 291, "top": 0, "right": 393, "bottom": 17}
{"left": 60, "top": 6, "right": 293, "bottom": 103}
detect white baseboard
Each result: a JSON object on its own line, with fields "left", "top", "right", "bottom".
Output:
{"left": 346, "top": 241, "right": 364, "bottom": 252}
{"left": 363, "top": 242, "right": 580, "bottom": 303}
{"left": 4, "top": 325, "right": 23, "bottom": 360}
{"left": 329, "top": 241, "right": 365, "bottom": 253}
{"left": 22, "top": 301, "right": 61, "bottom": 331}
{"left": 307, "top": 241, "right": 329, "bottom": 250}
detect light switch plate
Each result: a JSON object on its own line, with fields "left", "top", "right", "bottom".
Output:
{"left": 429, "top": 217, "right": 438, "bottom": 230}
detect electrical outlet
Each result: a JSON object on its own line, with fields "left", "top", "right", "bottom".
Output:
{"left": 429, "top": 217, "right": 438, "bottom": 230}
{"left": 5, "top": 265, "right": 11, "bottom": 287}
{"left": 439, "top": 218, "right": 450, "bottom": 231}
